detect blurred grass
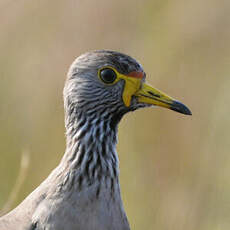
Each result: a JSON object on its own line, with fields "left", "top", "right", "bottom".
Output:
{"left": 0, "top": 0, "right": 230, "bottom": 229}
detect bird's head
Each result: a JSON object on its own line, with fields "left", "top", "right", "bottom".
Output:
{"left": 64, "top": 50, "right": 191, "bottom": 127}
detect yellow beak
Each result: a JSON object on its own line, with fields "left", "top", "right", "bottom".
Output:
{"left": 134, "top": 82, "right": 192, "bottom": 115}
{"left": 116, "top": 69, "right": 191, "bottom": 115}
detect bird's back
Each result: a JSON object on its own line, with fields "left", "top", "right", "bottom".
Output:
{"left": 0, "top": 166, "right": 130, "bottom": 230}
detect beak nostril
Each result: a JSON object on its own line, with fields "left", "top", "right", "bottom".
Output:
{"left": 148, "top": 91, "right": 161, "bottom": 98}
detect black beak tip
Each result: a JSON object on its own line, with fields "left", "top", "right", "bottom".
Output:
{"left": 170, "top": 100, "right": 192, "bottom": 115}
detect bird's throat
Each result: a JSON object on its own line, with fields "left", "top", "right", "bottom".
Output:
{"left": 61, "top": 111, "right": 120, "bottom": 195}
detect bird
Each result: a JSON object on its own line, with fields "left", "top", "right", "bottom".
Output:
{"left": 0, "top": 50, "right": 191, "bottom": 230}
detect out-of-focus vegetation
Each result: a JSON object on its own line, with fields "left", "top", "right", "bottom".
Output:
{"left": 0, "top": 0, "right": 230, "bottom": 229}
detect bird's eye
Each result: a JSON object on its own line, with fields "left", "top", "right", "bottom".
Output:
{"left": 99, "top": 68, "right": 117, "bottom": 84}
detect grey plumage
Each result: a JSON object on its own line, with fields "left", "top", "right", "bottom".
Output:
{"left": 0, "top": 51, "right": 144, "bottom": 230}
{"left": 0, "top": 50, "right": 191, "bottom": 230}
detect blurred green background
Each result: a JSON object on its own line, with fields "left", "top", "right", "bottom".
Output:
{"left": 0, "top": 0, "right": 230, "bottom": 229}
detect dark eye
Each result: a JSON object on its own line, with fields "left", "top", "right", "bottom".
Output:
{"left": 99, "top": 68, "right": 117, "bottom": 84}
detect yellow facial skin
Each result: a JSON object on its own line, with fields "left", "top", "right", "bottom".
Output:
{"left": 98, "top": 67, "right": 141, "bottom": 107}
{"left": 119, "top": 76, "right": 141, "bottom": 107}
{"left": 98, "top": 67, "right": 191, "bottom": 115}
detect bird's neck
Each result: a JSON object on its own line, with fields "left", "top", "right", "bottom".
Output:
{"left": 60, "top": 110, "right": 120, "bottom": 193}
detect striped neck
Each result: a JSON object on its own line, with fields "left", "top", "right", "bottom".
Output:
{"left": 61, "top": 108, "right": 120, "bottom": 191}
